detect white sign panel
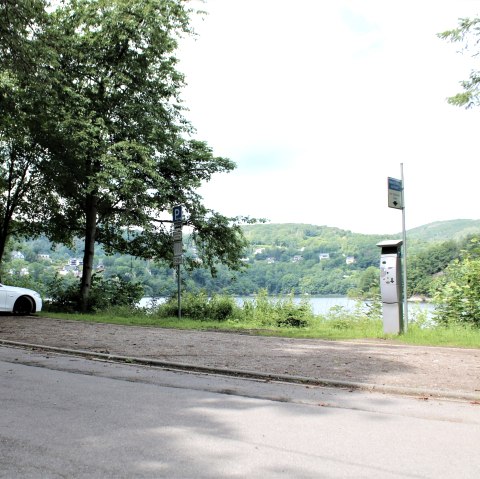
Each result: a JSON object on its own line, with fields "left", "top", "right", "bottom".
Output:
{"left": 388, "top": 177, "right": 403, "bottom": 209}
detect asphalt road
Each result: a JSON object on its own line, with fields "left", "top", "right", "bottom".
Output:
{"left": 1, "top": 346, "right": 479, "bottom": 478}
{"left": 1, "top": 316, "right": 479, "bottom": 400}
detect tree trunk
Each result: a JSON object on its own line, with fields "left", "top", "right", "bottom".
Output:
{"left": 0, "top": 231, "right": 8, "bottom": 282}
{"left": 0, "top": 204, "right": 15, "bottom": 282}
{"left": 79, "top": 194, "right": 98, "bottom": 312}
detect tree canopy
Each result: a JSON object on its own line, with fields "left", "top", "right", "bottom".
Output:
{"left": 0, "top": 0, "right": 250, "bottom": 310}
{"left": 439, "top": 17, "right": 480, "bottom": 108}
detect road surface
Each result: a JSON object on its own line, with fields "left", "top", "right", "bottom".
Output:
{"left": 1, "top": 346, "right": 479, "bottom": 478}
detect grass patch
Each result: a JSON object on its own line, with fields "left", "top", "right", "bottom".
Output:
{"left": 39, "top": 294, "right": 480, "bottom": 349}
{"left": 398, "top": 322, "right": 480, "bottom": 348}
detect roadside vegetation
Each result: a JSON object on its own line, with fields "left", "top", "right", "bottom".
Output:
{"left": 40, "top": 289, "right": 480, "bottom": 349}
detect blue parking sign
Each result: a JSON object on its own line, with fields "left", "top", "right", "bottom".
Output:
{"left": 173, "top": 205, "right": 183, "bottom": 223}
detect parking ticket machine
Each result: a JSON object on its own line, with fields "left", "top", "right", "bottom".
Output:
{"left": 377, "top": 240, "right": 404, "bottom": 334}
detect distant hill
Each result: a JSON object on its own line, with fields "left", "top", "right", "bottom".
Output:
{"left": 241, "top": 223, "right": 388, "bottom": 248}
{"left": 8, "top": 219, "right": 480, "bottom": 297}
{"left": 242, "top": 219, "right": 480, "bottom": 247}
{"left": 404, "top": 219, "right": 480, "bottom": 242}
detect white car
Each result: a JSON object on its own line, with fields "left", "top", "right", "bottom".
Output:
{"left": 0, "top": 284, "right": 42, "bottom": 315}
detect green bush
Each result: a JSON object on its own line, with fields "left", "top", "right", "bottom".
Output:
{"left": 240, "top": 290, "right": 313, "bottom": 328}
{"left": 1, "top": 271, "right": 50, "bottom": 297}
{"left": 432, "top": 252, "right": 480, "bottom": 327}
{"left": 325, "top": 300, "right": 381, "bottom": 331}
{"left": 44, "top": 274, "right": 144, "bottom": 313}
{"left": 156, "top": 291, "right": 238, "bottom": 321}
{"left": 209, "top": 294, "right": 236, "bottom": 320}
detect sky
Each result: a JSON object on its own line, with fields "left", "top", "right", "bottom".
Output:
{"left": 178, "top": 0, "right": 480, "bottom": 235}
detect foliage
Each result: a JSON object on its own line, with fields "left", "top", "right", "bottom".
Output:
{"left": 37, "top": 289, "right": 480, "bottom": 347}
{"left": 406, "top": 219, "right": 480, "bottom": 242}
{"left": 44, "top": 274, "right": 143, "bottom": 313}
{"left": 0, "top": 1, "right": 59, "bottom": 269}
{"left": 439, "top": 18, "right": 480, "bottom": 108}
{"left": 432, "top": 244, "right": 480, "bottom": 327}
{"left": 347, "top": 266, "right": 380, "bottom": 300}
{"left": 6, "top": 221, "right": 480, "bottom": 298}
{"left": 239, "top": 290, "right": 314, "bottom": 328}
{"left": 0, "top": 0, "right": 252, "bottom": 311}
{"left": 407, "top": 240, "right": 460, "bottom": 296}
{"left": 0, "top": 0, "right": 47, "bottom": 70}
{"left": 325, "top": 300, "right": 381, "bottom": 331}
{"left": 156, "top": 291, "right": 238, "bottom": 321}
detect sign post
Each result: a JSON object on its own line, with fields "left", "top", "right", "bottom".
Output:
{"left": 386, "top": 167, "right": 408, "bottom": 332}
{"left": 172, "top": 206, "right": 183, "bottom": 319}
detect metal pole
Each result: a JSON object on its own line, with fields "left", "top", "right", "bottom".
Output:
{"left": 401, "top": 163, "right": 408, "bottom": 332}
{"left": 177, "top": 264, "right": 181, "bottom": 319}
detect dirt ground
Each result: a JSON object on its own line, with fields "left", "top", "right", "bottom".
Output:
{"left": 1, "top": 315, "right": 479, "bottom": 400}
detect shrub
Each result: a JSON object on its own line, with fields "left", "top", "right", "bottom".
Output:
{"left": 325, "top": 300, "right": 381, "bottom": 330}
{"left": 156, "top": 291, "right": 238, "bottom": 321}
{"left": 241, "top": 290, "right": 313, "bottom": 328}
{"left": 44, "top": 274, "right": 144, "bottom": 313}
{"left": 432, "top": 254, "right": 480, "bottom": 327}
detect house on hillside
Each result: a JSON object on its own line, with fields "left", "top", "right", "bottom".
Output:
{"left": 9, "top": 267, "right": 29, "bottom": 276}
{"left": 11, "top": 251, "right": 25, "bottom": 260}
{"left": 69, "top": 258, "right": 83, "bottom": 267}
{"left": 346, "top": 256, "right": 355, "bottom": 265}
{"left": 319, "top": 253, "right": 330, "bottom": 261}
{"left": 59, "top": 265, "right": 82, "bottom": 278}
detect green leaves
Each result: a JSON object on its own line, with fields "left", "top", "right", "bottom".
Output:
{"left": 433, "top": 242, "right": 480, "bottom": 327}
{"left": 439, "top": 17, "right": 480, "bottom": 109}
{"left": 0, "top": 1, "right": 252, "bottom": 305}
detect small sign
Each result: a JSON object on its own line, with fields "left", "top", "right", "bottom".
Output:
{"left": 173, "top": 242, "right": 183, "bottom": 256}
{"left": 173, "top": 230, "right": 182, "bottom": 242}
{"left": 173, "top": 205, "right": 183, "bottom": 223}
{"left": 173, "top": 256, "right": 183, "bottom": 265}
{"left": 388, "top": 177, "right": 403, "bottom": 209}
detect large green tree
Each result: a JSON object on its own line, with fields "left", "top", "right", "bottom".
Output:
{"left": 1, "top": 0, "right": 250, "bottom": 310}
{"left": 26, "top": 0, "right": 249, "bottom": 311}
{"left": 434, "top": 18, "right": 480, "bottom": 325}
{"left": 0, "top": 0, "right": 55, "bottom": 273}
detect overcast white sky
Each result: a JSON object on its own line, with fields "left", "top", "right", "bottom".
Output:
{"left": 178, "top": 0, "right": 480, "bottom": 235}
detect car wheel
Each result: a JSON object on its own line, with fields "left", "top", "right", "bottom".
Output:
{"left": 13, "top": 296, "right": 34, "bottom": 315}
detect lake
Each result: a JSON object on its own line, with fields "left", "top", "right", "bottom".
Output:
{"left": 236, "top": 296, "right": 435, "bottom": 316}
{"left": 139, "top": 296, "right": 435, "bottom": 317}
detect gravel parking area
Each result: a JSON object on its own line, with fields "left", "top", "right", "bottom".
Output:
{"left": 1, "top": 315, "right": 479, "bottom": 400}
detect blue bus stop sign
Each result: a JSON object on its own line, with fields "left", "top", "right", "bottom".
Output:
{"left": 387, "top": 177, "right": 403, "bottom": 209}
{"left": 173, "top": 205, "right": 183, "bottom": 223}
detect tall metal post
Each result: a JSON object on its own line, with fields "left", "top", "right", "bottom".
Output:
{"left": 401, "top": 163, "right": 408, "bottom": 332}
{"left": 177, "top": 264, "right": 181, "bottom": 319}
{"left": 172, "top": 205, "right": 183, "bottom": 320}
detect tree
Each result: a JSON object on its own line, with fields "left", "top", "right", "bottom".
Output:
{"left": 0, "top": 1, "right": 58, "bottom": 274}
{"left": 16, "top": 0, "right": 249, "bottom": 311}
{"left": 407, "top": 240, "right": 459, "bottom": 296}
{"left": 439, "top": 17, "right": 480, "bottom": 108}
{"left": 0, "top": 117, "right": 52, "bottom": 270}
{"left": 0, "top": 0, "right": 47, "bottom": 70}
{"left": 432, "top": 241, "right": 480, "bottom": 327}
{"left": 435, "top": 19, "right": 480, "bottom": 324}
